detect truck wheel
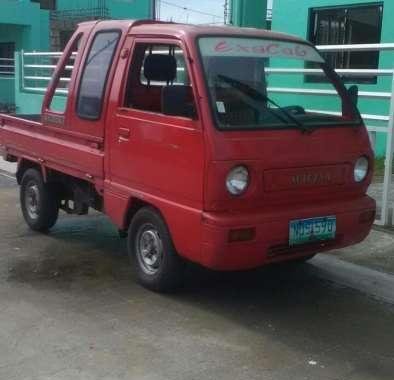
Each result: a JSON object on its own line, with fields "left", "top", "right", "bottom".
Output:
{"left": 20, "top": 168, "right": 59, "bottom": 232}
{"left": 128, "top": 207, "right": 185, "bottom": 292}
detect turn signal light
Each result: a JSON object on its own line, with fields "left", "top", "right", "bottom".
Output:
{"left": 228, "top": 228, "right": 256, "bottom": 243}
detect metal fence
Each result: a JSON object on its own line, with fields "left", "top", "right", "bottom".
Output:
{"left": 19, "top": 44, "right": 394, "bottom": 226}
{"left": 21, "top": 51, "right": 74, "bottom": 94}
{"left": 0, "top": 57, "right": 15, "bottom": 78}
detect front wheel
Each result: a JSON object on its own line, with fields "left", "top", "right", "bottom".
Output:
{"left": 20, "top": 168, "right": 59, "bottom": 232}
{"left": 127, "top": 207, "right": 185, "bottom": 292}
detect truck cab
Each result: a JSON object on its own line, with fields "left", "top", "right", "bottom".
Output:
{"left": 0, "top": 20, "right": 375, "bottom": 292}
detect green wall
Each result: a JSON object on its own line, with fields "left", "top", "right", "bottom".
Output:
{"left": 0, "top": 1, "right": 50, "bottom": 50}
{"left": 106, "top": 0, "right": 153, "bottom": 19}
{"left": 0, "top": 78, "right": 14, "bottom": 105}
{"left": 0, "top": 1, "right": 50, "bottom": 106}
{"left": 14, "top": 52, "right": 66, "bottom": 114}
{"left": 56, "top": 0, "right": 153, "bottom": 19}
{"left": 231, "top": 0, "right": 267, "bottom": 28}
{"left": 1, "top": 0, "right": 152, "bottom": 110}
{"left": 271, "top": 0, "right": 394, "bottom": 157}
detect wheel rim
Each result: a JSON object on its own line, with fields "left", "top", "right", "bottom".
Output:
{"left": 25, "top": 181, "right": 40, "bottom": 220}
{"left": 136, "top": 224, "right": 163, "bottom": 275}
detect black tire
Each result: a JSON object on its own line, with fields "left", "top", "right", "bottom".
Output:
{"left": 20, "top": 168, "right": 59, "bottom": 232}
{"left": 128, "top": 207, "right": 185, "bottom": 292}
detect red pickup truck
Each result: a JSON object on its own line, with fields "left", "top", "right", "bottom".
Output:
{"left": 0, "top": 20, "right": 375, "bottom": 292}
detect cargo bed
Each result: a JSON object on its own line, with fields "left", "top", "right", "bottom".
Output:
{"left": 0, "top": 112, "right": 104, "bottom": 188}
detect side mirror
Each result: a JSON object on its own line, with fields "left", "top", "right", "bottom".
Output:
{"left": 162, "top": 86, "right": 197, "bottom": 119}
{"left": 347, "top": 85, "right": 359, "bottom": 106}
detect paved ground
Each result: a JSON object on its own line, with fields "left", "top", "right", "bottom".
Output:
{"left": 1, "top": 170, "right": 394, "bottom": 380}
{"left": 0, "top": 158, "right": 16, "bottom": 174}
{"left": 331, "top": 227, "right": 394, "bottom": 275}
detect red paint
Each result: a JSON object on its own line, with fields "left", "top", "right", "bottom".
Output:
{"left": 0, "top": 21, "right": 375, "bottom": 270}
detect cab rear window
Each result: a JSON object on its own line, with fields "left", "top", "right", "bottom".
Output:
{"left": 76, "top": 31, "right": 120, "bottom": 120}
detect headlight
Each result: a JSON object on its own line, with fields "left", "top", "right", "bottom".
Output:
{"left": 354, "top": 156, "right": 369, "bottom": 182}
{"left": 226, "top": 166, "right": 249, "bottom": 195}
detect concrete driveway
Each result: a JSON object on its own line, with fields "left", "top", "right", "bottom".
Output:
{"left": 0, "top": 170, "right": 394, "bottom": 380}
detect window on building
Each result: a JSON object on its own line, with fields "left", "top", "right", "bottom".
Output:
{"left": 308, "top": 3, "right": 383, "bottom": 83}
{"left": 0, "top": 42, "right": 15, "bottom": 76}
{"left": 76, "top": 31, "right": 121, "bottom": 120}
{"left": 30, "top": 0, "right": 57, "bottom": 10}
{"left": 123, "top": 43, "right": 196, "bottom": 118}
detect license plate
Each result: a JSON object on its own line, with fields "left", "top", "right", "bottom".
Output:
{"left": 289, "top": 216, "right": 336, "bottom": 246}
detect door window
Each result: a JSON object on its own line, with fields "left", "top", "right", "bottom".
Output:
{"left": 124, "top": 43, "right": 196, "bottom": 118}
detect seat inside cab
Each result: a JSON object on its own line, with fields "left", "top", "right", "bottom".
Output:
{"left": 124, "top": 45, "right": 194, "bottom": 117}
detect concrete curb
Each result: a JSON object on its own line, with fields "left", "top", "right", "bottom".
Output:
{"left": 310, "top": 254, "right": 394, "bottom": 304}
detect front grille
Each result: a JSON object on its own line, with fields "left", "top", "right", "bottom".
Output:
{"left": 264, "top": 164, "right": 349, "bottom": 192}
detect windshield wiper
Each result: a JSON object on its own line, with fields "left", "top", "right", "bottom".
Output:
{"left": 217, "top": 74, "right": 311, "bottom": 133}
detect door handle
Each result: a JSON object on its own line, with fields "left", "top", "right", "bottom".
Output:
{"left": 117, "top": 127, "right": 130, "bottom": 142}
{"left": 118, "top": 136, "right": 129, "bottom": 143}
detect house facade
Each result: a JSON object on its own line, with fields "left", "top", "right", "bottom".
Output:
{"left": 0, "top": 1, "right": 49, "bottom": 108}
{"left": 0, "top": 0, "right": 153, "bottom": 107}
{"left": 231, "top": 0, "right": 267, "bottom": 29}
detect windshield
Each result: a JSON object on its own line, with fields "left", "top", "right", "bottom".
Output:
{"left": 198, "top": 37, "right": 360, "bottom": 130}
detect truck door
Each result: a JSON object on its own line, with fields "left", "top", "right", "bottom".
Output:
{"left": 106, "top": 37, "right": 205, "bottom": 213}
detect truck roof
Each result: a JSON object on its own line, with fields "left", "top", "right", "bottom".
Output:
{"left": 82, "top": 19, "right": 308, "bottom": 45}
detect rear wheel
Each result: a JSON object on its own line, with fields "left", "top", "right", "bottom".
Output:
{"left": 20, "top": 168, "right": 59, "bottom": 232}
{"left": 128, "top": 207, "right": 185, "bottom": 292}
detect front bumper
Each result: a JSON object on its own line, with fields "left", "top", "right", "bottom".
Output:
{"left": 200, "top": 196, "right": 376, "bottom": 270}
